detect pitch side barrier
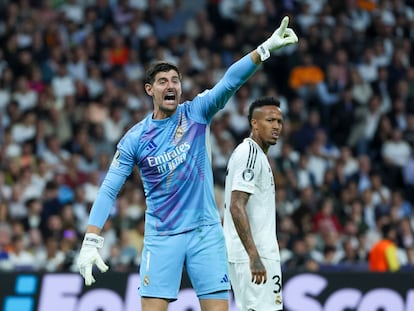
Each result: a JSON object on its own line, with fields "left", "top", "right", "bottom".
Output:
{"left": 1, "top": 271, "right": 413, "bottom": 311}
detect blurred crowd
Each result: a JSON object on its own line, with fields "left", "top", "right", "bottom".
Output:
{"left": 1, "top": 0, "right": 414, "bottom": 274}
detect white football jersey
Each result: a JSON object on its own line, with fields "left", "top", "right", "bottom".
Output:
{"left": 223, "top": 138, "right": 280, "bottom": 262}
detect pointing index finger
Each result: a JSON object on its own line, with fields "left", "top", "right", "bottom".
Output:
{"left": 279, "top": 16, "right": 289, "bottom": 34}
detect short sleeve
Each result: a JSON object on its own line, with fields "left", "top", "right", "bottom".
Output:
{"left": 230, "top": 143, "right": 261, "bottom": 195}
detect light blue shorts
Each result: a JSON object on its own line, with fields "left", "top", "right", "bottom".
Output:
{"left": 139, "top": 223, "right": 230, "bottom": 301}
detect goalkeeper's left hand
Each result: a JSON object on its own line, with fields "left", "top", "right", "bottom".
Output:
{"left": 257, "top": 16, "right": 298, "bottom": 61}
{"left": 77, "top": 233, "right": 109, "bottom": 286}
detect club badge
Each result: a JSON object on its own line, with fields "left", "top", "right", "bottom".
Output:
{"left": 242, "top": 168, "right": 254, "bottom": 181}
{"left": 143, "top": 275, "right": 150, "bottom": 286}
{"left": 275, "top": 293, "right": 282, "bottom": 305}
{"left": 175, "top": 126, "right": 184, "bottom": 139}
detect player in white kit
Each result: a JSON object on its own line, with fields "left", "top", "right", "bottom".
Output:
{"left": 223, "top": 97, "right": 284, "bottom": 311}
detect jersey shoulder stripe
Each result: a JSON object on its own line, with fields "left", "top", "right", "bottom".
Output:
{"left": 246, "top": 140, "right": 258, "bottom": 169}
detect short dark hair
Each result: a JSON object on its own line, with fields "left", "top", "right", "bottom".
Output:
{"left": 247, "top": 96, "right": 281, "bottom": 125}
{"left": 381, "top": 223, "right": 394, "bottom": 238}
{"left": 145, "top": 61, "right": 181, "bottom": 85}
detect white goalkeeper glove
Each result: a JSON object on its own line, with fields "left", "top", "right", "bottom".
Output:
{"left": 257, "top": 16, "right": 299, "bottom": 61}
{"left": 77, "top": 233, "right": 109, "bottom": 286}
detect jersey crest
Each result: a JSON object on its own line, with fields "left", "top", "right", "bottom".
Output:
{"left": 242, "top": 168, "right": 254, "bottom": 181}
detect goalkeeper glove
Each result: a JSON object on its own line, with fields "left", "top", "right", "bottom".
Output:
{"left": 77, "top": 233, "right": 109, "bottom": 286}
{"left": 257, "top": 16, "right": 299, "bottom": 61}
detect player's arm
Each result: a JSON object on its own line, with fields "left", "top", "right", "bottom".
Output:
{"left": 230, "top": 190, "right": 267, "bottom": 285}
{"left": 192, "top": 16, "right": 298, "bottom": 121}
{"left": 77, "top": 139, "right": 136, "bottom": 286}
{"left": 77, "top": 170, "right": 128, "bottom": 286}
{"left": 219, "top": 16, "right": 298, "bottom": 98}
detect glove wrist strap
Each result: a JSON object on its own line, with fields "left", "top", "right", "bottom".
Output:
{"left": 83, "top": 233, "right": 104, "bottom": 248}
{"left": 257, "top": 42, "right": 271, "bottom": 62}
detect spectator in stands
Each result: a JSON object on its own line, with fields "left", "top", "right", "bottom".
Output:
{"left": 40, "top": 236, "right": 65, "bottom": 272}
{"left": 354, "top": 94, "right": 383, "bottom": 156}
{"left": 369, "top": 170, "right": 391, "bottom": 209}
{"left": 389, "top": 189, "right": 412, "bottom": 221}
{"left": 369, "top": 114, "right": 393, "bottom": 163}
{"left": 40, "top": 134, "right": 71, "bottom": 170}
{"left": 9, "top": 234, "right": 36, "bottom": 271}
{"left": 0, "top": 222, "right": 12, "bottom": 271}
{"left": 292, "top": 186, "right": 318, "bottom": 236}
{"left": 296, "top": 154, "right": 316, "bottom": 191}
{"left": 51, "top": 63, "right": 76, "bottom": 101}
{"left": 349, "top": 67, "right": 374, "bottom": 113}
{"left": 109, "top": 36, "right": 130, "bottom": 67}
{"left": 7, "top": 183, "right": 27, "bottom": 221}
{"left": 12, "top": 75, "right": 38, "bottom": 112}
{"left": 371, "top": 66, "right": 392, "bottom": 111}
{"left": 293, "top": 109, "right": 323, "bottom": 153}
{"left": 338, "top": 237, "right": 365, "bottom": 267}
{"left": 387, "top": 96, "right": 408, "bottom": 130}
{"left": 153, "top": 0, "right": 187, "bottom": 44}
{"left": 285, "top": 237, "right": 320, "bottom": 272}
{"left": 303, "top": 231, "right": 324, "bottom": 263}
{"left": 315, "top": 63, "right": 342, "bottom": 128}
{"left": 396, "top": 217, "right": 414, "bottom": 250}
{"left": 306, "top": 137, "right": 330, "bottom": 188}
{"left": 313, "top": 197, "right": 343, "bottom": 236}
{"left": 288, "top": 52, "right": 324, "bottom": 105}
{"left": 361, "top": 188, "right": 378, "bottom": 230}
{"left": 10, "top": 109, "right": 37, "bottom": 144}
{"left": 381, "top": 127, "right": 411, "bottom": 189}
{"left": 369, "top": 223, "right": 401, "bottom": 272}
{"left": 357, "top": 47, "right": 378, "bottom": 84}
{"left": 330, "top": 84, "right": 362, "bottom": 148}
{"left": 351, "top": 154, "right": 372, "bottom": 194}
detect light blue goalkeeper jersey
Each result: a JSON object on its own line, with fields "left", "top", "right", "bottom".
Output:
{"left": 88, "top": 54, "right": 258, "bottom": 235}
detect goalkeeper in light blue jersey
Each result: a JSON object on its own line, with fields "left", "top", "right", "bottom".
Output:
{"left": 77, "top": 16, "right": 298, "bottom": 311}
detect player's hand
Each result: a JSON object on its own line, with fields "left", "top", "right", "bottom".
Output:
{"left": 250, "top": 256, "right": 267, "bottom": 284}
{"left": 77, "top": 233, "right": 109, "bottom": 286}
{"left": 257, "top": 16, "right": 298, "bottom": 61}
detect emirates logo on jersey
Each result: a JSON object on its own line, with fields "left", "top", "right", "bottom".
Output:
{"left": 242, "top": 168, "right": 254, "bottom": 181}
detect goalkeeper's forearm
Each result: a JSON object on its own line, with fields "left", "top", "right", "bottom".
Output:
{"left": 87, "top": 170, "right": 127, "bottom": 228}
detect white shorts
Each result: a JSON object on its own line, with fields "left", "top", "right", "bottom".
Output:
{"left": 228, "top": 258, "right": 283, "bottom": 311}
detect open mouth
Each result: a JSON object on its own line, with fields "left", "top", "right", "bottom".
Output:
{"left": 164, "top": 93, "right": 176, "bottom": 101}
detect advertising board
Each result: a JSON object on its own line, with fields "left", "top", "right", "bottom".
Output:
{"left": 1, "top": 272, "right": 413, "bottom": 311}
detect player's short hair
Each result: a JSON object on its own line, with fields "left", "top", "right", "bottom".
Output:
{"left": 145, "top": 61, "right": 181, "bottom": 85}
{"left": 247, "top": 96, "right": 281, "bottom": 125}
